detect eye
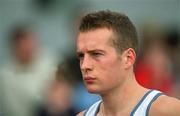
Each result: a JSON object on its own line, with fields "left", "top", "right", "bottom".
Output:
{"left": 91, "top": 52, "right": 102, "bottom": 57}
{"left": 77, "top": 53, "right": 84, "bottom": 60}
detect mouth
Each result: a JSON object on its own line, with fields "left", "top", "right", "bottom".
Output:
{"left": 84, "top": 76, "right": 96, "bottom": 84}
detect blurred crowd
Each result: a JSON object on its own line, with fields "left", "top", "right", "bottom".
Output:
{"left": 135, "top": 24, "right": 180, "bottom": 97}
{"left": 0, "top": 25, "right": 100, "bottom": 116}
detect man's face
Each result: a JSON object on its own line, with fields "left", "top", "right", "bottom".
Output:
{"left": 77, "top": 28, "right": 127, "bottom": 94}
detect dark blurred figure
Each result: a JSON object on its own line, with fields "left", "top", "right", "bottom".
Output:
{"left": 37, "top": 63, "right": 76, "bottom": 116}
{"left": 135, "top": 25, "right": 174, "bottom": 95}
{"left": 165, "top": 28, "right": 180, "bottom": 98}
{"left": 0, "top": 25, "right": 55, "bottom": 116}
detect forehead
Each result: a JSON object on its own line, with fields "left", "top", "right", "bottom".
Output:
{"left": 77, "top": 28, "right": 114, "bottom": 52}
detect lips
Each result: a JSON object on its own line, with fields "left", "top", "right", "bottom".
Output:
{"left": 84, "top": 76, "right": 96, "bottom": 84}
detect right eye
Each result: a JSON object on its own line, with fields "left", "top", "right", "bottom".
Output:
{"left": 77, "top": 53, "right": 84, "bottom": 60}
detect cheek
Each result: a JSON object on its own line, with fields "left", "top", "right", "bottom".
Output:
{"left": 97, "top": 58, "right": 121, "bottom": 82}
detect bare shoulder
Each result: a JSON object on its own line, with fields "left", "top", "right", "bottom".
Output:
{"left": 149, "top": 95, "right": 180, "bottom": 116}
{"left": 76, "top": 111, "right": 85, "bottom": 116}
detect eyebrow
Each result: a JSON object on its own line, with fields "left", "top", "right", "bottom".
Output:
{"left": 88, "top": 49, "right": 105, "bottom": 54}
{"left": 77, "top": 49, "right": 105, "bottom": 55}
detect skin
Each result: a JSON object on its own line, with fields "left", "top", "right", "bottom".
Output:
{"left": 76, "top": 28, "right": 180, "bottom": 116}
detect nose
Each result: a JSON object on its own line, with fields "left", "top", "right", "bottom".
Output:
{"left": 80, "top": 54, "right": 93, "bottom": 72}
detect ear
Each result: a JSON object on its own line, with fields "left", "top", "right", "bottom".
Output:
{"left": 122, "top": 48, "right": 136, "bottom": 69}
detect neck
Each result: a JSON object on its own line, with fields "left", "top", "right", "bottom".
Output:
{"left": 100, "top": 72, "right": 147, "bottom": 116}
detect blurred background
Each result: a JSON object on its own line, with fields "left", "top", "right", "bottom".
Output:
{"left": 0, "top": 0, "right": 179, "bottom": 116}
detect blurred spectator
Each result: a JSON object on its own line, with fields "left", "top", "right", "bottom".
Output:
{"left": 165, "top": 28, "right": 180, "bottom": 98}
{"left": 37, "top": 63, "right": 76, "bottom": 116}
{"left": 0, "top": 25, "right": 56, "bottom": 116}
{"left": 135, "top": 26, "right": 174, "bottom": 95}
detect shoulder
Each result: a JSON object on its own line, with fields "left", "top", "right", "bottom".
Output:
{"left": 77, "top": 100, "right": 102, "bottom": 116}
{"left": 77, "top": 110, "right": 85, "bottom": 116}
{"left": 149, "top": 95, "right": 180, "bottom": 116}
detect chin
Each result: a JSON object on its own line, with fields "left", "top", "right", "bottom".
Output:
{"left": 87, "top": 88, "right": 104, "bottom": 95}
{"left": 87, "top": 89, "right": 98, "bottom": 94}
{"left": 86, "top": 86, "right": 99, "bottom": 94}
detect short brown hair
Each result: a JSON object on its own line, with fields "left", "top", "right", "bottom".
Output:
{"left": 79, "top": 10, "right": 138, "bottom": 54}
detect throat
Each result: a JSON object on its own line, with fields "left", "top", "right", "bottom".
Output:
{"left": 99, "top": 77, "right": 148, "bottom": 116}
